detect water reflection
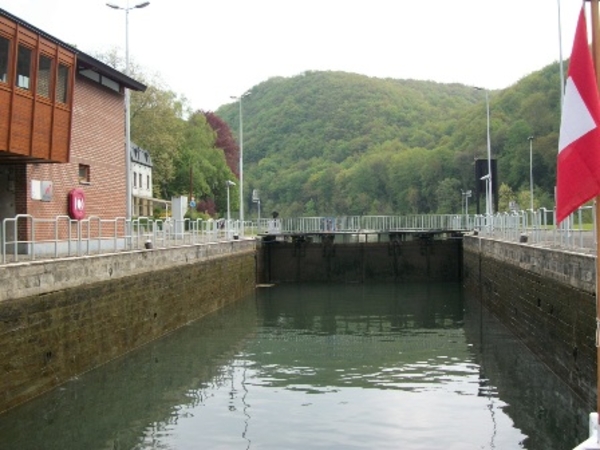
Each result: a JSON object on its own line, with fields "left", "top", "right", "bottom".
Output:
{"left": 0, "top": 282, "right": 589, "bottom": 449}
{"left": 463, "top": 290, "right": 589, "bottom": 450}
{"left": 0, "top": 298, "right": 258, "bottom": 450}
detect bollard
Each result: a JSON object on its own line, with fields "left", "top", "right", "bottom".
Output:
{"left": 144, "top": 239, "right": 153, "bottom": 249}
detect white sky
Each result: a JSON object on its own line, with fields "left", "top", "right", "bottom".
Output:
{"left": 0, "top": 0, "right": 585, "bottom": 112}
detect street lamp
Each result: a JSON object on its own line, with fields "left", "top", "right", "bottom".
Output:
{"left": 252, "top": 189, "right": 261, "bottom": 230}
{"left": 106, "top": 1, "right": 150, "bottom": 220}
{"left": 226, "top": 180, "right": 236, "bottom": 223}
{"left": 230, "top": 91, "right": 250, "bottom": 225}
{"left": 475, "top": 87, "right": 493, "bottom": 216}
{"left": 480, "top": 174, "right": 491, "bottom": 229}
{"left": 528, "top": 136, "right": 535, "bottom": 211}
{"left": 462, "top": 190, "right": 472, "bottom": 215}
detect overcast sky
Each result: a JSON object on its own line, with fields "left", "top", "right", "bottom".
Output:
{"left": 0, "top": 0, "right": 585, "bottom": 112}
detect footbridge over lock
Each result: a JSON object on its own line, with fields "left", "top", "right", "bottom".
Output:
{"left": 256, "top": 214, "right": 470, "bottom": 284}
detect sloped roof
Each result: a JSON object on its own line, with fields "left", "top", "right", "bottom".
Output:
{"left": 131, "top": 143, "right": 153, "bottom": 167}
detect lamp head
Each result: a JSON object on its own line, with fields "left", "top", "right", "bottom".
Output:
{"left": 226, "top": 180, "right": 236, "bottom": 186}
{"left": 106, "top": 3, "right": 121, "bottom": 9}
{"left": 135, "top": 2, "right": 150, "bottom": 8}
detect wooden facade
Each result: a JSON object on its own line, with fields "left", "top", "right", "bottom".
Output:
{"left": 0, "top": 13, "right": 75, "bottom": 164}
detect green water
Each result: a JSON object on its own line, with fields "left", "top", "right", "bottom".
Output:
{"left": 0, "top": 283, "right": 589, "bottom": 449}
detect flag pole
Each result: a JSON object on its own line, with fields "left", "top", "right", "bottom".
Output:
{"left": 591, "top": 0, "right": 600, "bottom": 431}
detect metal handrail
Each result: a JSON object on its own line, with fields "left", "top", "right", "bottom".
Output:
{"left": 1, "top": 208, "right": 596, "bottom": 265}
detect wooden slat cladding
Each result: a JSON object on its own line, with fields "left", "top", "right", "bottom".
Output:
{"left": 0, "top": 14, "right": 74, "bottom": 163}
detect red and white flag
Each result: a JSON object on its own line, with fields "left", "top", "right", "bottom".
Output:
{"left": 556, "top": 6, "right": 600, "bottom": 224}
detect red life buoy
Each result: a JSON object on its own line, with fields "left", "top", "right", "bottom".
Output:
{"left": 68, "top": 188, "right": 86, "bottom": 220}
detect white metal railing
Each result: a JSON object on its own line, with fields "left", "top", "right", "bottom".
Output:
{"left": 473, "top": 205, "right": 595, "bottom": 253}
{"left": 1, "top": 208, "right": 596, "bottom": 265}
{"left": 1, "top": 215, "right": 244, "bottom": 265}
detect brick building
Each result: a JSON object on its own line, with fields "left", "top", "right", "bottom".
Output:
{"left": 0, "top": 8, "right": 146, "bottom": 246}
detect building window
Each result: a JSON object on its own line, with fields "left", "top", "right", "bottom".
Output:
{"left": 56, "top": 63, "right": 69, "bottom": 103}
{"left": 139, "top": 173, "right": 142, "bottom": 189}
{"left": 0, "top": 36, "right": 9, "bottom": 83}
{"left": 37, "top": 54, "right": 53, "bottom": 98}
{"left": 147, "top": 175, "right": 150, "bottom": 190}
{"left": 16, "top": 45, "right": 32, "bottom": 90}
{"left": 78, "top": 164, "right": 90, "bottom": 183}
{"left": 133, "top": 171, "right": 137, "bottom": 188}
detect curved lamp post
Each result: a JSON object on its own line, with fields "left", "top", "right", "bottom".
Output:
{"left": 106, "top": 1, "right": 150, "bottom": 220}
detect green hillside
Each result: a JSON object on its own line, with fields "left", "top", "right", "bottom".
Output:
{"left": 217, "top": 66, "right": 563, "bottom": 218}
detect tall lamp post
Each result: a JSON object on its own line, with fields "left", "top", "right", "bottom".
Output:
{"left": 252, "top": 189, "right": 261, "bottom": 221}
{"left": 226, "top": 180, "right": 236, "bottom": 223}
{"left": 462, "top": 190, "right": 472, "bottom": 215}
{"left": 230, "top": 91, "right": 250, "bottom": 225}
{"left": 475, "top": 87, "right": 493, "bottom": 216}
{"left": 106, "top": 0, "right": 150, "bottom": 220}
{"left": 528, "top": 136, "right": 535, "bottom": 211}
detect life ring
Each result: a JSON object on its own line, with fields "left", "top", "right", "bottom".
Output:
{"left": 68, "top": 188, "right": 86, "bottom": 220}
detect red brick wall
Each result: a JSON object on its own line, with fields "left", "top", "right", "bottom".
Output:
{"left": 22, "top": 76, "right": 126, "bottom": 238}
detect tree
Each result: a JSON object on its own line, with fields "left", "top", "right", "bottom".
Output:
{"left": 498, "top": 183, "right": 516, "bottom": 212}
{"left": 435, "top": 178, "right": 461, "bottom": 214}
{"left": 171, "top": 112, "right": 238, "bottom": 217}
{"left": 130, "top": 84, "right": 187, "bottom": 198}
{"left": 203, "top": 111, "right": 240, "bottom": 177}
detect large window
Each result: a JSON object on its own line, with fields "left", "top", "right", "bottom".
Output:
{"left": 16, "top": 45, "right": 31, "bottom": 90}
{"left": 37, "top": 54, "right": 53, "bottom": 98}
{"left": 0, "top": 36, "right": 9, "bottom": 83}
{"left": 56, "top": 63, "right": 69, "bottom": 103}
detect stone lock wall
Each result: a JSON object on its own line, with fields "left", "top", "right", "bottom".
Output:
{"left": 462, "top": 236, "right": 597, "bottom": 409}
{"left": 0, "top": 241, "right": 256, "bottom": 413}
{"left": 258, "top": 236, "right": 462, "bottom": 283}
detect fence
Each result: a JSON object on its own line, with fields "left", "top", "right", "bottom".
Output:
{"left": 473, "top": 206, "right": 596, "bottom": 254}
{"left": 1, "top": 208, "right": 596, "bottom": 265}
{"left": 0, "top": 215, "right": 244, "bottom": 265}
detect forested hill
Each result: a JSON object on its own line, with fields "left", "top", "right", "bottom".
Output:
{"left": 217, "top": 66, "right": 563, "bottom": 217}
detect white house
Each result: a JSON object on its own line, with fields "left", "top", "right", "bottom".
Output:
{"left": 131, "top": 142, "right": 154, "bottom": 217}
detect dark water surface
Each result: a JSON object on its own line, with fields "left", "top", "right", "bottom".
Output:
{"left": 0, "top": 283, "right": 590, "bottom": 449}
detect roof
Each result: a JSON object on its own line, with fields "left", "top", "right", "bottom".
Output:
{"left": 0, "top": 8, "right": 147, "bottom": 92}
{"left": 131, "top": 143, "right": 153, "bottom": 167}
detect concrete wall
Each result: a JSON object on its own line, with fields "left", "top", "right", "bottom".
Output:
{"left": 462, "top": 235, "right": 596, "bottom": 410}
{"left": 0, "top": 240, "right": 256, "bottom": 413}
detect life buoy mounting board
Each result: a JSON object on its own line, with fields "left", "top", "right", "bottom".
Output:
{"left": 68, "top": 188, "right": 85, "bottom": 220}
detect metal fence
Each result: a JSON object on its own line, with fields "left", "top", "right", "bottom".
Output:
{"left": 472, "top": 206, "right": 596, "bottom": 254}
{"left": 0, "top": 215, "right": 244, "bottom": 265}
{"left": 1, "top": 208, "right": 596, "bottom": 265}
{"left": 256, "top": 209, "right": 596, "bottom": 253}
